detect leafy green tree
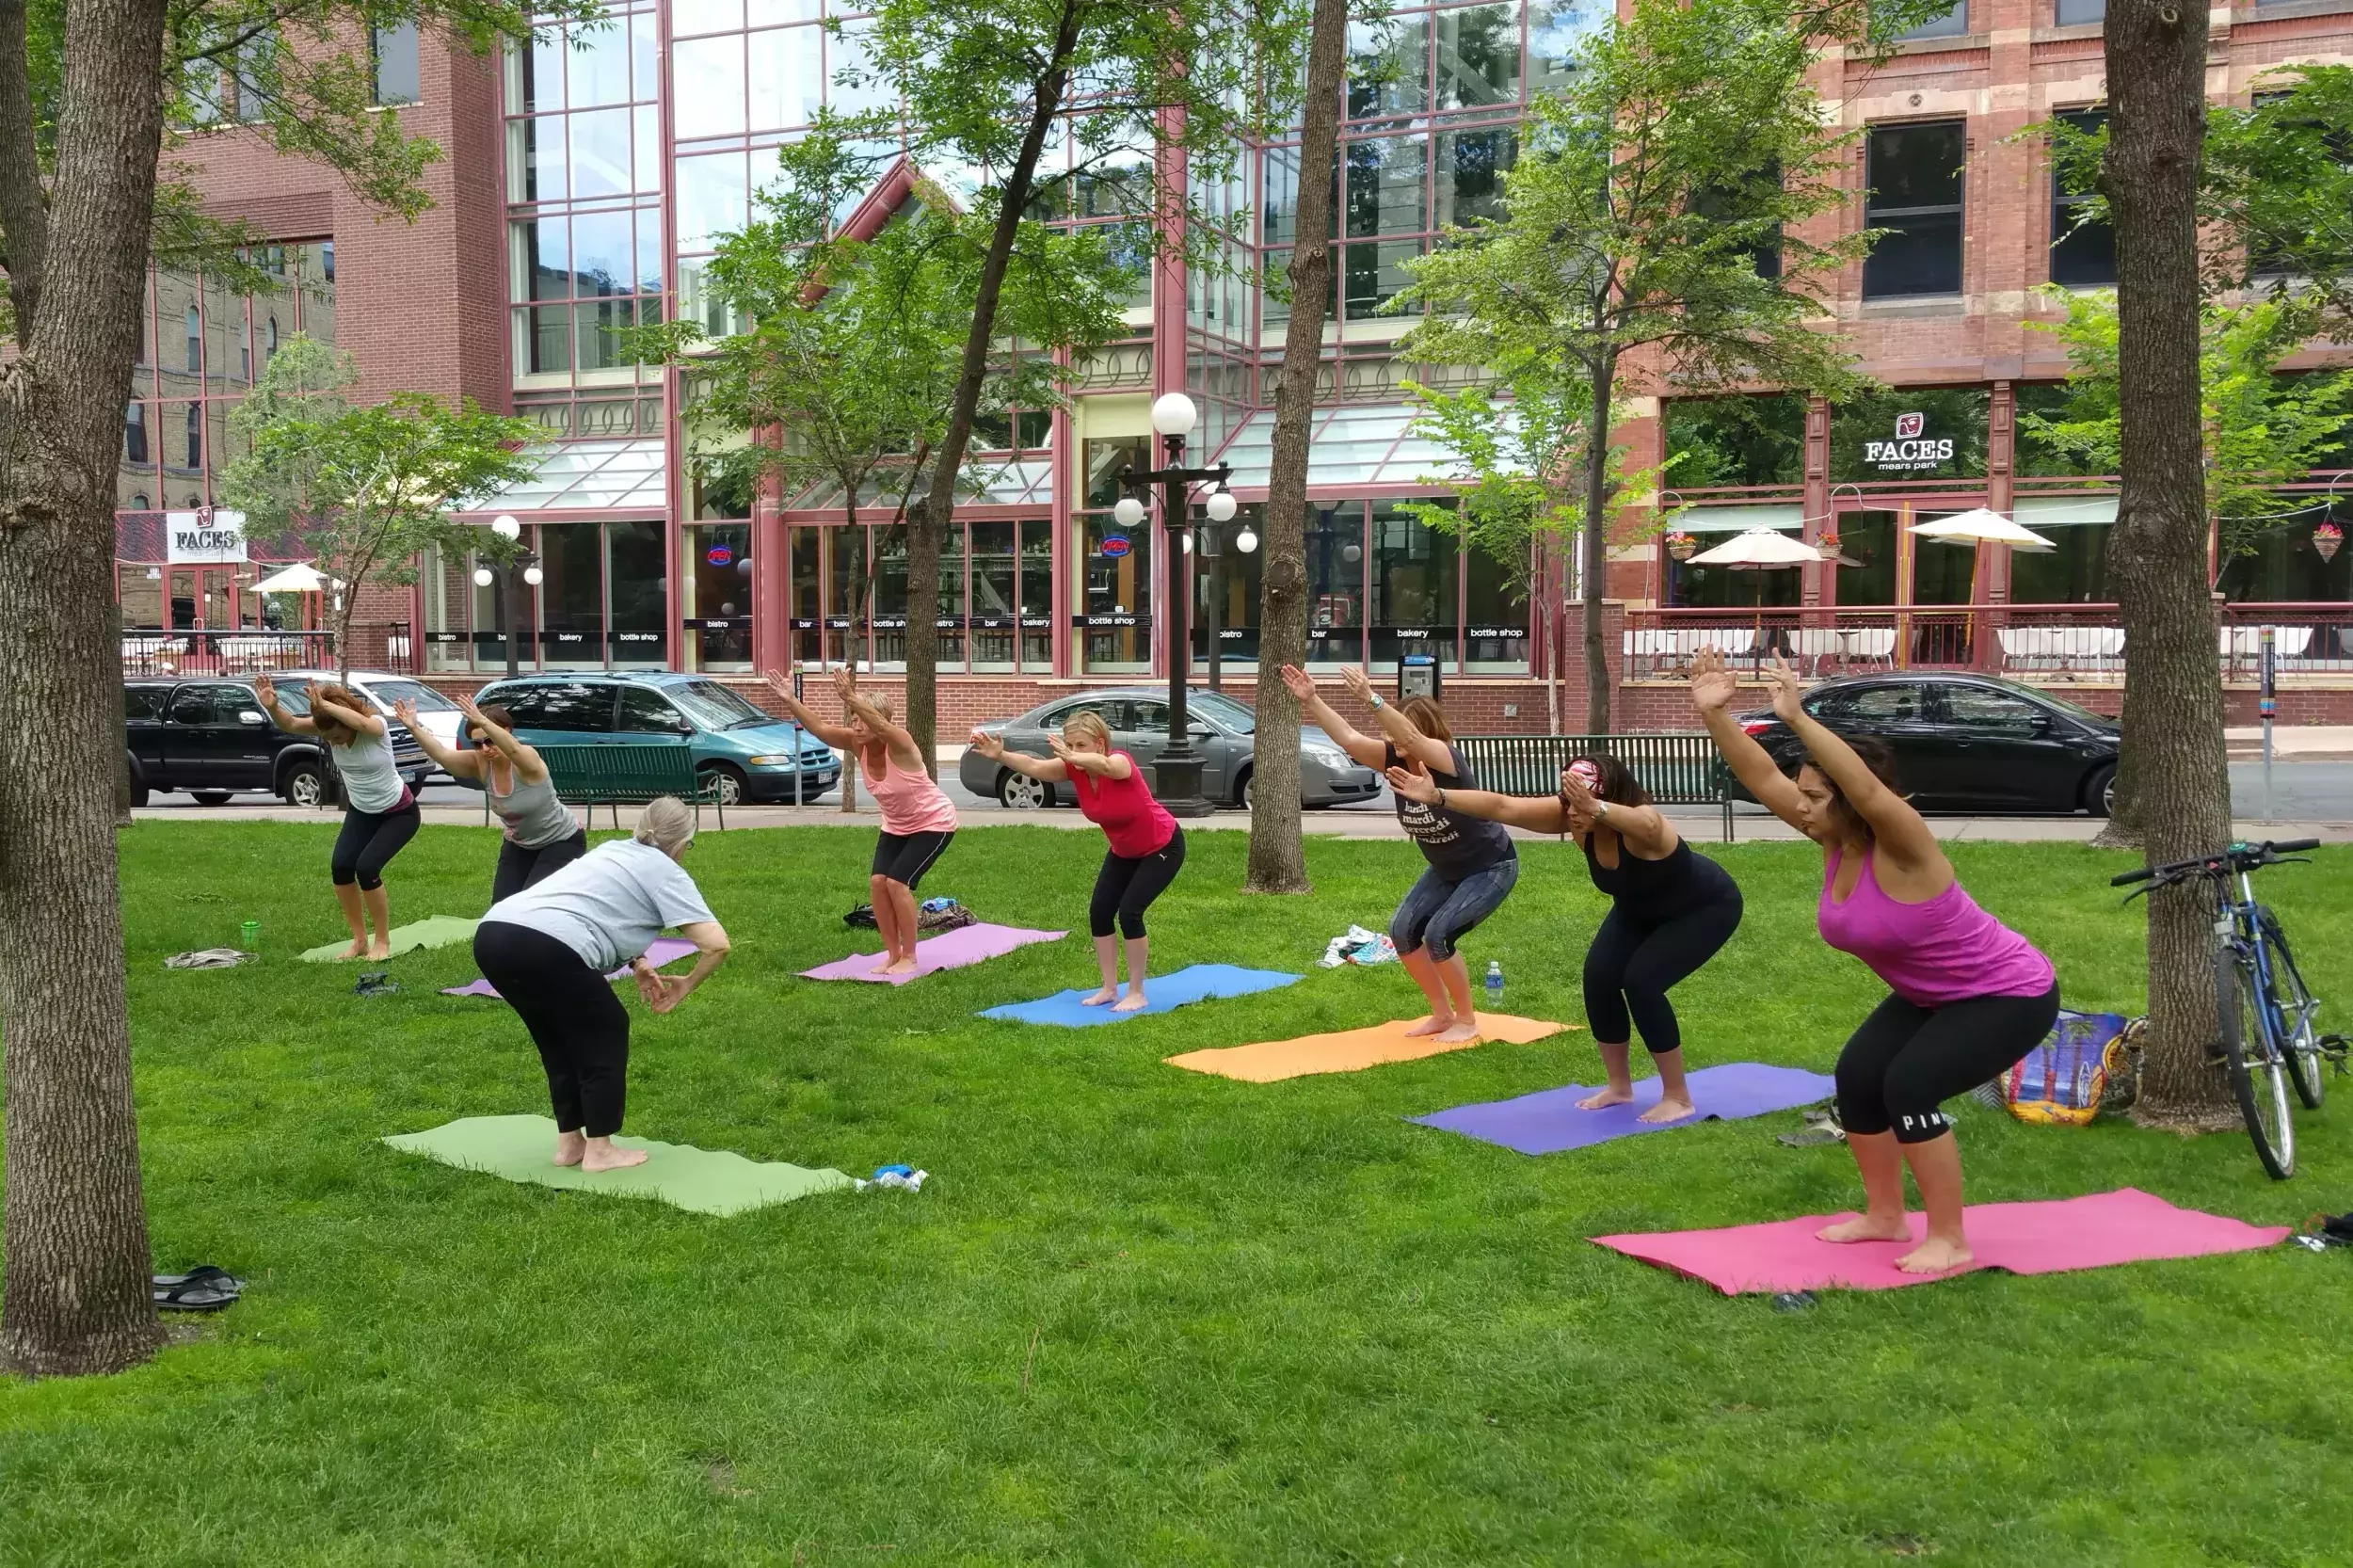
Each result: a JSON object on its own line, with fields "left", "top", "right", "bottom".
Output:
{"left": 1392, "top": 0, "right": 1905, "bottom": 732}
{"left": 221, "top": 335, "right": 537, "bottom": 682}
{"left": 1, "top": 0, "right": 585, "bottom": 1376}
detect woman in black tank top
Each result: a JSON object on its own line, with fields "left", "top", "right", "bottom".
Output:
{"left": 1385, "top": 753, "right": 1742, "bottom": 1123}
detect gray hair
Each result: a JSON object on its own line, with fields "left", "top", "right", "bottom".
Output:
{"left": 632, "top": 796, "right": 696, "bottom": 857}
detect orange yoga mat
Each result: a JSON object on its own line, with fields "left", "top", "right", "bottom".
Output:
{"left": 1165, "top": 1013, "right": 1575, "bottom": 1083}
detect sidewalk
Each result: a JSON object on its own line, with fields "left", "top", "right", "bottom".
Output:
{"left": 2226, "top": 725, "right": 2353, "bottom": 760}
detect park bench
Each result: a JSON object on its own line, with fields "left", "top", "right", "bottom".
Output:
{"left": 479, "top": 742, "right": 728, "bottom": 832}
{"left": 1452, "top": 732, "right": 1736, "bottom": 842}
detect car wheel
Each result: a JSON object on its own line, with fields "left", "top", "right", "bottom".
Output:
{"left": 700, "top": 763, "right": 746, "bottom": 807}
{"left": 1238, "top": 769, "right": 1254, "bottom": 810}
{"left": 190, "top": 792, "right": 232, "bottom": 807}
{"left": 282, "top": 760, "right": 328, "bottom": 808}
{"left": 999, "top": 770, "right": 1049, "bottom": 810}
{"left": 2083, "top": 762, "right": 2117, "bottom": 819}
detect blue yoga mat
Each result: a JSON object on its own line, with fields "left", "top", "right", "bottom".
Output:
{"left": 980, "top": 964, "right": 1303, "bottom": 1027}
{"left": 1412, "top": 1063, "right": 1837, "bottom": 1155}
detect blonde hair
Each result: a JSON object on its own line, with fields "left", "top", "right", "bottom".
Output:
{"left": 856, "top": 692, "right": 894, "bottom": 723}
{"left": 632, "top": 796, "right": 696, "bottom": 856}
{"left": 311, "top": 682, "right": 363, "bottom": 745}
{"left": 1061, "top": 710, "right": 1112, "bottom": 751}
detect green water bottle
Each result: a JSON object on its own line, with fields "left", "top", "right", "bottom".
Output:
{"left": 241, "top": 920, "right": 260, "bottom": 952}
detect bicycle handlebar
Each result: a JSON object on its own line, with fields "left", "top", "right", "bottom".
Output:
{"left": 2110, "top": 839, "right": 2323, "bottom": 888}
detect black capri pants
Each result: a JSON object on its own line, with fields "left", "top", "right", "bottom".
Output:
{"left": 492, "top": 829, "right": 588, "bottom": 904}
{"left": 474, "top": 920, "right": 632, "bottom": 1138}
{"left": 872, "top": 829, "right": 954, "bottom": 890}
{"left": 330, "top": 800, "right": 421, "bottom": 890}
{"left": 1581, "top": 888, "right": 1744, "bottom": 1057}
{"left": 1836, "top": 981, "right": 2061, "bottom": 1144}
{"left": 1090, "top": 827, "right": 1186, "bottom": 939}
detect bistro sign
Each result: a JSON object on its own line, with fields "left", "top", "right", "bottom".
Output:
{"left": 1864, "top": 412, "right": 1954, "bottom": 473}
{"left": 165, "top": 509, "right": 248, "bottom": 564}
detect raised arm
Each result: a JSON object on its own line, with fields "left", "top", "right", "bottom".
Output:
{"left": 1339, "top": 666, "right": 1452, "bottom": 773}
{"left": 761, "top": 668, "right": 858, "bottom": 748}
{"left": 1049, "top": 733, "right": 1133, "bottom": 780}
{"left": 393, "top": 697, "right": 479, "bottom": 779}
{"left": 250, "top": 674, "right": 317, "bottom": 734}
{"left": 968, "top": 728, "right": 1069, "bottom": 783}
{"left": 636, "top": 920, "right": 729, "bottom": 1015}
{"left": 1760, "top": 655, "right": 1945, "bottom": 872}
{"left": 310, "top": 690, "right": 386, "bottom": 737}
{"left": 833, "top": 665, "right": 925, "bottom": 773}
{"left": 1277, "top": 664, "right": 1385, "bottom": 769}
{"left": 1560, "top": 766, "right": 1678, "bottom": 857}
{"left": 1385, "top": 765, "right": 1568, "bottom": 833}
{"left": 1689, "top": 647, "right": 1809, "bottom": 831}
{"left": 450, "top": 694, "right": 548, "bottom": 784}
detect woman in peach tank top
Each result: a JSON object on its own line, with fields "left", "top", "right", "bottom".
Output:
{"left": 766, "top": 665, "right": 957, "bottom": 975}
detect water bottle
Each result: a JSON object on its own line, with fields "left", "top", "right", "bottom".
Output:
{"left": 240, "top": 920, "right": 260, "bottom": 952}
{"left": 1483, "top": 959, "right": 1504, "bottom": 1011}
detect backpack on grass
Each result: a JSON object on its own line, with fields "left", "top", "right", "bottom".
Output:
{"left": 844, "top": 898, "right": 977, "bottom": 933}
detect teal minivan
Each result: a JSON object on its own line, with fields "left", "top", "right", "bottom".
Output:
{"left": 470, "top": 673, "right": 840, "bottom": 805}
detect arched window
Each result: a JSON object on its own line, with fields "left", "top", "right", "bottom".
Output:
{"left": 132, "top": 493, "right": 151, "bottom": 510}
{"left": 184, "top": 306, "right": 201, "bottom": 373}
{"left": 264, "top": 317, "right": 279, "bottom": 361}
{"left": 185, "top": 404, "right": 202, "bottom": 468}
{"left": 124, "top": 401, "right": 148, "bottom": 463}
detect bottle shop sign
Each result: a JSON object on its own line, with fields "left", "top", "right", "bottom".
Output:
{"left": 1865, "top": 412, "right": 1954, "bottom": 472}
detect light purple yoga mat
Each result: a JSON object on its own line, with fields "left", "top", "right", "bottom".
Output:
{"left": 442, "top": 936, "right": 698, "bottom": 1000}
{"left": 799, "top": 922, "right": 1065, "bottom": 984}
{"left": 1411, "top": 1063, "right": 1837, "bottom": 1155}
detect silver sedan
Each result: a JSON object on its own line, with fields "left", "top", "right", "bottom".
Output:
{"left": 960, "top": 687, "right": 1383, "bottom": 810}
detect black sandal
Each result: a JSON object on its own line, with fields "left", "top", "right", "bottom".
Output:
{"left": 152, "top": 1266, "right": 243, "bottom": 1312}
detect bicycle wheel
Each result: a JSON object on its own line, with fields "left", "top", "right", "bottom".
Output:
{"left": 2257, "top": 913, "right": 2325, "bottom": 1110}
{"left": 2218, "top": 944, "right": 2296, "bottom": 1180}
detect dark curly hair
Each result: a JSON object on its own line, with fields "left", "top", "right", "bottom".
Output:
{"left": 1788, "top": 733, "right": 1904, "bottom": 843}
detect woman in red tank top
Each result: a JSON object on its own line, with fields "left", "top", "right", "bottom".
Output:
{"left": 969, "top": 708, "right": 1184, "bottom": 1011}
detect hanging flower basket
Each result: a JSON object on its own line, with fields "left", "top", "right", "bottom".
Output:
{"left": 1816, "top": 530, "right": 1842, "bottom": 561}
{"left": 2315, "top": 521, "right": 2343, "bottom": 564}
{"left": 1665, "top": 531, "right": 1698, "bottom": 562}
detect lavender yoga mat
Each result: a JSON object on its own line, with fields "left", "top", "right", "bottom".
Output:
{"left": 799, "top": 922, "right": 1065, "bottom": 984}
{"left": 1594, "top": 1188, "right": 2292, "bottom": 1295}
{"left": 1412, "top": 1063, "right": 1836, "bottom": 1155}
{"left": 441, "top": 936, "right": 698, "bottom": 1000}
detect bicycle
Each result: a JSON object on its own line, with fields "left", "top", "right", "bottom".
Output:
{"left": 2113, "top": 839, "right": 2347, "bottom": 1180}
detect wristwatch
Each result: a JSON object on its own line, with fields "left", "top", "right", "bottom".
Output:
{"left": 1368, "top": 693, "right": 1385, "bottom": 710}
{"left": 1593, "top": 799, "right": 1610, "bottom": 823}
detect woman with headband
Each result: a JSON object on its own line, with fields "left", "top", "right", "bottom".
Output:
{"left": 1385, "top": 752, "right": 1742, "bottom": 1122}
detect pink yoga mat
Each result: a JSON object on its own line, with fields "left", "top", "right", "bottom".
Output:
{"left": 1594, "top": 1188, "right": 2290, "bottom": 1295}
{"left": 799, "top": 922, "right": 1065, "bottom": 984}
{"left": 441, "top": 936, "right": 698, "bottom": 1000}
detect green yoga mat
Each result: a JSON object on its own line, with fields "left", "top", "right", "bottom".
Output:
{"left": 382, "top": 1114, "right": 856, "bottom": 1215}
{"left": 302, "top": 914, "right": 480, "bottom": 963}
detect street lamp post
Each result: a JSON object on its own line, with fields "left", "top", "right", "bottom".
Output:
{"left": 1113, "top": 392, "right": 1233, "bottom": 819}
{"left": 475, "top": 514, "right": 541, "bottom": 679}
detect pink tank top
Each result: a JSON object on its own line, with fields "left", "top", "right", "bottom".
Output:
{"left": 863, "top": 749, "right": 959, "bottom": 837}
{"left": 1817, "top": 845, "right": 2053, "bottom": 1007}
{"left": 1069, "top": 752, "right": 1176, "bottom": 858}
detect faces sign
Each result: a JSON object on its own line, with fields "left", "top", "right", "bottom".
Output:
{"left": 165, "top": 508, "right": 248, "bottom": 564}
{"left": 1864, "top": 412, "right": 1953, "bottom": 472}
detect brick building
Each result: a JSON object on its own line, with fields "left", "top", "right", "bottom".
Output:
{"left": 114, "top": 0, "right": 2353, "bottom": 734}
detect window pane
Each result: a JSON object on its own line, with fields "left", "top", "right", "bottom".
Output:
{"left": 1019, "top": 520, "right": 1054, "bottom": 668}
{"left": 674, "top": 35, "right": 747, "bottom": 139}
{"left": 1434, "top": 128, "right": 1514, "bottom": 228}
{"left": 2049, "top": 108, "right": 2114, "bottom": 287}
{"left": 521, "top": 33, "right": 563, "bottom": 112}
{"left": 1869, "top": 120, "right": 1965, "bottom": 208}
{"left": 635, "top": 206, "right": 664, "bottom": 292}
{"left": 530, "top": 680, "right": 616, "bottom": 730}
{"left": 568, "top": 24, "right": 630, "bottom": 106}
{"left": 1529, "top": 0, "right": 1606, "bottom": 95}
{"left": 570, "top": 209, "right": 632, "bottom": 296}
{"left": 2054, "top": 0, "right": 2103, "bottom": 20}
{"left": 1895, "top": 0, "right": 1968, "bottom": 39}
{"left": 538, "top": 523, "right": 605, "bottom": 664}
{"left": 1942, "top": 686, "right": 2043, "bottom": 731}
{"left": 571, "top": 108, "right": 633, "bottom": 200}
{"left": 826, "top": 20, "right": 894, "bottom": 118}
{"left": 1864, "top": 121, "right": 1966, "bottom": 298}
{"left": 1435, "top": 5, "right": 1520, "bottom": 111}
{"left": 676, "top": 152, "right": 749, "bottom": 250}
{"left": 1305, "top": 502, "right": 1366, "bottom": 664}
{"left": 508, "top": 117, "right": 565, "bottom": 202}
{"left": 686, "top": 522, "right": 755, "bottom": 669}
{"left": 1464, "top": 536, "right": 1529, "bottom": 671}
{"left": 1348, "top": 14, "right": 1429, "bottom": 118}
{"left": 372, "top": 23, "right": 420, "bottom": 106}
{"left": 1081, "top": 514, "right": 1150, "bottom": 673}
{"left": 608, "top": 520, "right": 667, "bottom": 665}
{"left": 574, "top": 298, "right": 639, "bottom": 371}
{"left": 1345, "top": 135, "right": 1427, "bottom": 238}
{"left": 527, "top": 305, "right": 571, "bottom": 373}
{"left": 1828, "top": 386, "right": 1989, "bottom": 482}
{"left": 632, "top": 10, "right": 659, "bottom": 97}
{"left": 674, "top": 0, "right": 741, "bottom": 34}
{"left": 1344, "top": 238, "right": 1423, "bottom": 320}
{"left": 1369, "top": 502, "right": 1457, "bottom": 667}
{"left": 616, "top": 685, "right": 682, "bottom": 731}
{"left": 747, "top": 26, "right": 822, "bottom": 130}
{"left": 514, "top": 216, "right": 570, "bottom": 299}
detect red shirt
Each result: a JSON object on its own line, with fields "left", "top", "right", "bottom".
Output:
{"left": 1068, "top": 751, "right": 1176, "bottom": 857}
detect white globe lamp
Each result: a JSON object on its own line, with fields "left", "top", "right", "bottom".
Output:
{"left": 1149, "top": 392, "right": 1198, "bottom": 438}
{"left": 1235, "top": 526, "right": 1259, "bottom": 554}
{"left": 472, "top": 567, "right": 494, "bottom": 587}
{"left": 522, "top": 565, "right": 544, "bottom": 586}
{"left": 490, "top": 514, "right": 521, "bottom": 541}
{"left": 1112, "top": 494, "right": 1146, "bottom": 529}
{"left": 1205, "top": 487, "right": 1238, "bottom": 522}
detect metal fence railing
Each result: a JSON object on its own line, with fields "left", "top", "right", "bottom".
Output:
{"left": 1454, "top": 731, "right": 1735, "bottom": 842}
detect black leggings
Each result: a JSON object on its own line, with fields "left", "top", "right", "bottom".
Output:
{"left": 330, "top": 801, "right": 421, "bottom": 890}
{"left": 872, "top": 829, "right": 953, "bottom": 890}
{"left": 1090, "top": 827, "right": 1186, "bottom": 939}
{"left": 493, "top": 830, "right": 588, "bottom": 904}
{"left": 474, "top": 920, "right": 632, "bottom": 1138}
{"left": 1581, "top": 889, "right": 1744, "bottom": 1056}
{"left": 1836, "top": 982, "right": 2061, "bottom": 1144}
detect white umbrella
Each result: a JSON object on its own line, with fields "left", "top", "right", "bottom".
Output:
{"left": 1686, "top": 527, "right": 1824, "bottom": 567}
{"left": 252, "top": 562, "right": 328, "bottom": 593}
{"left": 1907, "top": 507, "right": 2057, "bottom": 552}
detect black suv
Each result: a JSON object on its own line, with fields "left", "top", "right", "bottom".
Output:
{"left": 124, "top": 679, "right": 431, "bottom": 808}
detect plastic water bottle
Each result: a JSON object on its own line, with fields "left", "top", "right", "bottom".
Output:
{"left": 240, "top": 920, "right": 260, "bottom": 952}
{"left": 1483, "top": 960, "right": 1504, "bottom": 1010}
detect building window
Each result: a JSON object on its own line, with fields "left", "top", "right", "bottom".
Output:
{"left": 373, "top": 23, "right": 422, "bottom": 106}
{"left": 184, "top": 404, "right": 202, "bottom": 469}
{"left": 1864, "top": 120, "right": 1966, "bottom": 299}
{"left": 264, "top": 316, "right": 279, "bottom": 360}
{"left": 2054, "top": 0, "right": 2103, "bottom": 22}
{"left": 1893, "top": 0, "right": 1968, "bottom": 39}
{"left": 124, "top": 402, "right": 148, "bottom": 464}
{"left": 2049, "top": 109, "right": 2114, "bottom": 287}
{"left": 184, "top": 306, "right": 201, "bottom": 372}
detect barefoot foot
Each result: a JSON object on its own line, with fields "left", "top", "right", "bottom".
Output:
{"left": 1112, "top": 989, "right": 1148, "bottom": 1012}
{"left": 1638, "top": 1096, "right": 1697, "bottom": 1125}
{"left": 581, "top": 1140, "right": 648, "bottom": 1173}
{"left": 338, "top": 938, "right": 368, "bottom": 960}
{"left": 1577, "top": 1086, "right": 1635, "bottom": 1111}
{"left": 1434, "top": 1020, "right": 1481, "bottom": 1044}
{"left": 1079, "top": 985, "right": 1120, "bottom": 1007}
{"left": 881, "top": 956, "right": 920, "bottom": 976}
{"left": 1402, "top": 1014, "right": 1456, "bottom": 1038}
{"left": 552, "top": 1129, "right": 586, "bottom": 1167}
{"left": 1817, "top": 1213, "right": 1912, "bottom": 1244}
{"left": 364, "top": 940, "right": 392, "bottom": 961}
{"left": 1895, "top": 1236, "right": 1974, "bottom": 1274}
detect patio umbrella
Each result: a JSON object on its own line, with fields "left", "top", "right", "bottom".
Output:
{"left": 252, "top": 562, "right": 328, "bottom": 593}
{"left": 1906, "top": 507, "right": 2057, "bottom": 552}
{"left": 1686, "top": 528, "right": 1818, "bottom": 666}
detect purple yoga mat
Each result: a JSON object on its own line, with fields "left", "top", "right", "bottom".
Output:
{"left": 799, "top": 922, "right": 1065, "bottom": 984}
{"left": 1411, "top": 1063, "right": 1836, "bottom": 1155}
{"left": 441, "top": 936, "right": 698, "bottom": 1000}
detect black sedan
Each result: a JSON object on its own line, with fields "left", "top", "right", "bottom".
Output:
{"left": 1732, "top": 673, "right": 2120, "bottom": 815}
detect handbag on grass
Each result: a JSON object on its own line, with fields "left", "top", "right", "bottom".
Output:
{"left": 2002, "top": 1010, "right": 2133, "bottom": 1126}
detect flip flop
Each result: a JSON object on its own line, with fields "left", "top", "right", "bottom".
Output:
{"left": 1777, "top": 1127, "right": 1846, "bottom": 1147}
{"left": 152, "top": 1267, "right": 244, "bottom": 1312}
{"left": 151, "top": 1264, "right": 237, "bottom": 1289}
{"left": 354, "top": 970, "right": 402, "bottom": 997}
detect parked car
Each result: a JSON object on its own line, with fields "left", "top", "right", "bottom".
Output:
{"left": 1731, "top": 673, "right": 2120, "bottom": 815}
{"left": 124, "top": 678, "right": 431, "bottom": 808}
{"left": 276, "top": 669, "right": 468, "bottom": 768}
{"left": 468, "top": 672, "right": 840, "bottom": 805}
{"left": 961, "top": 687, "right": 1383, "bottom": 809}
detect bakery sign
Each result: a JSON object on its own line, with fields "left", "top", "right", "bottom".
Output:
{"left": 1865, "top": 412, "right": 1954, "bottom": 472}
{"left": 165, "top": 508, "right": 248, "bottom": 563}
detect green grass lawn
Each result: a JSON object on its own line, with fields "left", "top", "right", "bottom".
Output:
{"left": 5, "top": 822, "right": 2352, "bottom": 1565}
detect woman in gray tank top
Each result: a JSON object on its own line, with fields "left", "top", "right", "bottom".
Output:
{"left": 399, "top": 692, "right": 585, "bottom": 900}
{"left": 255, "top": 674, "right": 422, "bottom": 960}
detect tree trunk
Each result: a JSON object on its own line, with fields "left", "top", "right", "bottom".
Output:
{"left": 1245, "top": 0, "right": 1348, "bottom": 895}
{"left": 910, "top": 0, "right": 1080, "bottom": 769}
{"left": 2104, "top": 0, "right": 2236, "bottom": 1129}
{"left": 110, "top": 600, "right": 132, "bottom": 826}
{"left": 1579, "top": 351, "right": 1617, "bottom": 734}
{"left": 0, "top": 0, "right": 171, "bottom": 1377}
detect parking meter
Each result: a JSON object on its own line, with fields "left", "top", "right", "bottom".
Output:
{"left": 1398, "top": 653, "right": 1440, "bottom": 704}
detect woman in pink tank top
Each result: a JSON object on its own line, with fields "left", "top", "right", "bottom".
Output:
{"left": 766, "top": 665, "right": 956, "bottom": 976}
{"left": 1695, "top": 650, "right": 2057, "bottom": 1276}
